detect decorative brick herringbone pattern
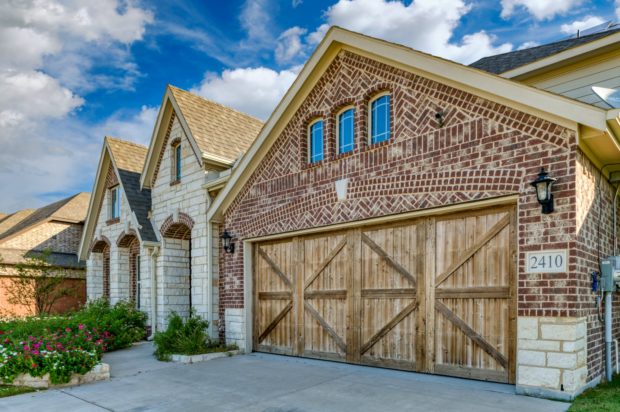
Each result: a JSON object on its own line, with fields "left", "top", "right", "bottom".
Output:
{"left": 220, "top": 49, "right": 578, "bottom": 322}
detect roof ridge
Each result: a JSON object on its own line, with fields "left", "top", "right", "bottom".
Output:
{"left": 105, "top": 136, "right": 149, "bottom": 150}
{"left": 168, "top": 84, "right": 264, "bottom": 124}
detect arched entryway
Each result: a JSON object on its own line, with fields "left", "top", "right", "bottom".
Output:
{"left": 160, "top": 213, "right": 194, "bottom": 320}
{"left": 117, "top": 231, "right": 141, "bottom": 307}
{"left": 90, "top": 236, "right": 111, "bottom": 301}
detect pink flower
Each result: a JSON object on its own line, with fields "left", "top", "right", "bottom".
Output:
{"left": 65, "top": 327, "right": 71, "bottom": 332}
{"left": 23, "top": 345, "right": 30, "bottom": 351}
{"left": 78, "top": 324, "right": 84, "bottom": 330}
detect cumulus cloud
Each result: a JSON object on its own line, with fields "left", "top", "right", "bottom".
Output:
{"left": 95, "top": 105, "right": 159, "bottom": 147}
{"left": 306, "top": 0, "right": 512, "bottom": 64}
{"left": 276, "top": 27, "right": 307, "bottom": 64}
{"left": 191, "top": 67, "right": 300, "bottom": 120}
{"left": 500, "top": 0, "right": 584, "bottom": 20}
{"left": 0, "top": 0, "right": 153, "bottom": 211}
{"left": 561, "top": 16, "right": 606, "bottom": 35}
{"left": 518, "top": 41, "right": 539, "bottom": 50}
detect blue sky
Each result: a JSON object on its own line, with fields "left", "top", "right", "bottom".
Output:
{"left": 0, "top": 0, "right": 618, "bottom": 212}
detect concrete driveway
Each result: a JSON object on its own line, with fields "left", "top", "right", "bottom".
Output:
{"left": 0, "top": 342, "right": 569, "bottom": 412}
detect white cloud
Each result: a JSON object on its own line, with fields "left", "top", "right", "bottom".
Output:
{"left": 561, "top": 16, "right": 606, "bottom": 34}
{"left": 500, "top": 0, "right": 584, "bottom": 20}
{"left": 518, "top": 41, "right": 539, "bottom": 50}
{"left": 95, "top": 105, "right": 159, "bottom": 147}
{"left": 276, "top": 27, "right": 307, "bottom": 64}
{"left": 191, "top": 67, "right": 300, "bottom": 120}
{"left": 307, "top": 0, "right": 512, "bottom": 64}
{"left": 0, "top": 0, "right": 153, "bottom": 211}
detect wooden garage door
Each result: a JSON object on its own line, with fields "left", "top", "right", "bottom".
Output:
{"left": 253, "top": 206, "right": 516, "bottom": 383}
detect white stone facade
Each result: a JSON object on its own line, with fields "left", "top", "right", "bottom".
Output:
{"left": 516, "top": 316, "right": 588, "bottom": 400}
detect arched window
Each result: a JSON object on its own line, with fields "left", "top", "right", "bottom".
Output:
{"left": 369, "top": 93, "right": 391, "bottom": 145}
{"left": 337, "top": 107, "right": 355, "bottom": 154}
{"left": 308, "top": 119, "right": 324, "bottom": 163}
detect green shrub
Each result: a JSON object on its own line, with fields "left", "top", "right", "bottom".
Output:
{"left": 154, "top": 311, "right": 235, "bottom": 361}
{"left": 0, "top": 299, "right": 147, "bottom": 384}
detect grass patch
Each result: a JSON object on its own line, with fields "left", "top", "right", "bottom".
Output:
{"left": 0, "top": 385, "right": 37, "bottom": 398}
{"left": 570, "top": 375, "right": 620, "bottom": 411}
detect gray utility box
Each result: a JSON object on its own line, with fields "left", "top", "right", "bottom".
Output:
{"left": 600, "top": 256, "right": 620, "bottom": 292}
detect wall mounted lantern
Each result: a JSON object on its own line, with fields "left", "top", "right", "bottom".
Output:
{"left": 530, "top": 167, "right": 556, "bottom": 214}
{"left": 221, "top": 230, "right": 235, "bottom": 254}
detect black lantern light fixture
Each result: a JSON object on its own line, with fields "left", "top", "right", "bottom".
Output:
{"left": 530, "top": 167, "right": 556, "bottom": 214}
{"left": 221, "top": 230, "right": 235, "bottom": 254}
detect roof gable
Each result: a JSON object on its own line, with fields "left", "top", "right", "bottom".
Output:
{"left": 78, "top": 137, "right": 156, "bottom": 259}
{"left": 207, "top": 26, "right": 617, "bottom": 222}
{"left": 140, "top": 86, "right": 263, "bottom": 189}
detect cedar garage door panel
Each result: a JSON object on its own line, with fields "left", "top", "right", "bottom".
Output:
{"left": 253, "top": 206, "right": 516, "bottom": 383}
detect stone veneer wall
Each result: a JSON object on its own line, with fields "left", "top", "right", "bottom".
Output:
{"left": 516, "top": 317, "right": 587, "bottom": 399}
{"left": 150, "top": 115, "right": 209, "bottom": 330}
{"left": 86, "top": 163, "right": 151, "bottom": 322}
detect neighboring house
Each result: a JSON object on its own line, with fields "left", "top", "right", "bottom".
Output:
{"left": 0, "top": 193, "right": 90, "bottom": 316}
{"left": 79, "top": 86, "right": 263, "bottom": 335}
{"left": 80, "top": 26, "right": 620, "bottom": 400}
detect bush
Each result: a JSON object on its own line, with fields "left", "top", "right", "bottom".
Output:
{"left": 154, "top": 311, "right": 236, "bottom": 361}
{"left": 0, "top": 299, "right": 147, "bottom": 384}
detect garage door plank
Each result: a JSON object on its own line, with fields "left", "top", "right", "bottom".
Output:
{"left": 257, "top": 247, "right": 293, "bottom": 289}
{"left": 435, "top": 214, "right": 510, "bottom": 288}
{"left": 258, "top": 301, "right": 293, "bottom": 344}
{"left": 361, "top": 300, "right": 419, "bottom": 355}
{"left": 304, "top": 237, "right": 347, "bottom": 290}
{"left": 361, "top": 233, "right": 416, "bottom": 286}
{"left": 435, "top": 300, "right": 508, "bottom": 370}
{"left": 304, "top": 301, "right": 347, "bottom": 352}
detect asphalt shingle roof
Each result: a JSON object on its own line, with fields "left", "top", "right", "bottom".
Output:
{"left": 0, "top": 247, "right": 85, "bottom": 269}
{"left": 0, "top": 193, "right": 90, "bottom": 242}
{"left": 169, "top": 86, "right": 264, "bottom": 163}
{"left": 470, "top": 28, "right": 620, "bottom": 74}
{"left": 105, "top": 137, "right": 157, "bottom": 242}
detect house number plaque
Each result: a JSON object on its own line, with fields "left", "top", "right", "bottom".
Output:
{"left": 525, "top": 249, "right": 567, "bottom": 273}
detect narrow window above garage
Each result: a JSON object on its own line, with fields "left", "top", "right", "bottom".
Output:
{"left": 110, "top": 186, "right": 120, "bottom": 219}
{"left": 337, "top": 107, "right": 355, "bottom": 154}
{"left": 309, "top": 119, "right": 324, "bottom": 163}
{"left": 369, "top": 93, "right": 391, "bottom": 144}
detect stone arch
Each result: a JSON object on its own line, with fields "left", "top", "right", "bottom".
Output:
{"left": 116, "top": 230, "right": 141, "bottom": 306}
{"left": 160, "top": 212, "right": 194, "bottom": 240}
{"left": 90, "top": 236, "right": 111, "bottom": 301}
{"left": 160, "top": 212, "right": 194, "bottom": 319}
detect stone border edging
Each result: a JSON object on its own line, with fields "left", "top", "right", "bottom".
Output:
{"left": 170, "top": 350, "right": 240, "bottom": 364}
{"left": 1, "top": 363, "right": 110, "bottom": 389}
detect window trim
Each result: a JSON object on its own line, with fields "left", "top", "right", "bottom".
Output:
{"left": 307, "top": 118, "right": 325, "bottom": 164}
{"left": 336, "top": 105, "right": 355, "bottom": 155}
{"left": 368, "top": 91, "right": 392, "bottom": 146}
{"left": 109, "top": 186, "right": 121, "bottom": 220}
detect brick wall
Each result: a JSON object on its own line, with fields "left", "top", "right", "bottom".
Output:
{"left": 575, "top": 150, "right": 620, "bottom": 382}
{"left": 220, "top": 50, "right": 579, "bottom": 333}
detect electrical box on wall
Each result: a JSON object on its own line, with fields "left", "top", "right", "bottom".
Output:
{"left": 600, "top": 257, "right": 620, "bottom": 292}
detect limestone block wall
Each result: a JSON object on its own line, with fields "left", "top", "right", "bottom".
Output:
{"left": 150, "top": 115, "right": 209, "bottom": 328}
{"left": 85, "top": 166, "right": 151, "bottom": 322}
{"left": 516, "top": 316, "right": 587, "bottom": 400}
{"left": 225, "top": 308, "right": 246, "bottom": 351}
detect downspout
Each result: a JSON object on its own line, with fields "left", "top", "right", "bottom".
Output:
{"left": 607, "top": 184, "right": 620, "bottom": 382}
{"left": 207, "top": 221, "right": 214, "bottom": 338}
{"left": 150, "top": 246, "right": 159, "bottom": 337}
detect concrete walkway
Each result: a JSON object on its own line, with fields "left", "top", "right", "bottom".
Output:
{"left": 0, "top": 342, "right": 569, "bottom": 412}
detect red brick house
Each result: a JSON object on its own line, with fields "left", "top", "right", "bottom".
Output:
{"left": 207, "top": 27, "right": 620, "bottom": 400}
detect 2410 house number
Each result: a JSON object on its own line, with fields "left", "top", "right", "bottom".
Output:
{"left": 525, "top": 250, "right": 567, "bottom": 273}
